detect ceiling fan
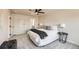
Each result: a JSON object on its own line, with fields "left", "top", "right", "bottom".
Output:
{"left": 34, "top": 9, "right": 45, "bottom": 15}
{"left": 29, "top": 9, "right": 45, "bottom": 15}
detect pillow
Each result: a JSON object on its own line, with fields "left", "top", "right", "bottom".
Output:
{"left": 38, "top": 25, "right": 52, "bottom": 30}
{"left": 52, "top": 26, "right": 58, "bottom": 30}
{"left": 45, "top": 26, "right": 52, "bottom": 30}
{"left": 0, "top": 39, "right": 17, "bottom": 49}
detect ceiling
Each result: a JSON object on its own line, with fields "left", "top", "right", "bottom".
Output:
{"left": 10, "top": 9, "right": 48, "bottom": 16}
{"left": 10, "top": 9, "right": 32, "bottom": 15}
{"left": 10, "top": 9, "right": 56, "bottom": 15}
{"left": 10, "top": 9, "right": 79, "bottom": 16}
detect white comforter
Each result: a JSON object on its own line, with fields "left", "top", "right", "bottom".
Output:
{"left": 27, "top": 29, "right": 58, "bottom": 46}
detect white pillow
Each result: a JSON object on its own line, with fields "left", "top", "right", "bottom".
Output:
{"left": 52, "top": 26, "right": 58, "bottom": 30}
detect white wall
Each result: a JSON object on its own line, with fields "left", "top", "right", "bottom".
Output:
{"left": 0, "top": 9, "right": 10, "bottom": 45}
{"left": 38, "top": 10, "right": 79, "bottom": 45}
{"left": 11, "top": 14, "right": 38, "bottom": 35}
{"left": 1, "top": 9, "right": 78, "bottom": 46}
{"left": 0, "top": 10, "right": 39, "bottom": 45}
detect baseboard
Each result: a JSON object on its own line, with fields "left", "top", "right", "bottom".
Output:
{"left": 67, "top": 39, "right": 79, "bottom": 46}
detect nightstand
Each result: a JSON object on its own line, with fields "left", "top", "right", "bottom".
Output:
{"left": 58, "top": 32, "right": 68, "bottom": 43}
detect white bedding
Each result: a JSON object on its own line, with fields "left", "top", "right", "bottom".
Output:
{"left": 27, "top": 29, "right": 58, "bottom": 46}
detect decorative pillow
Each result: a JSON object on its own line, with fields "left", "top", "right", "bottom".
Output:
{"left": 38, "top": 25, "right": 52, "bottom": 30}
{"left": 0, "top": 39, "right": 17, "bottom": 49}
{"left": 45, "top": 26, "right": 52, "bottom": 30}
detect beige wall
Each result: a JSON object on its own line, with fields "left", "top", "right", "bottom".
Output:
{"left": 11, "top": 14, "right": 38, "bottom": 35}
{"left": 38, "top": 10, "right": 79, "bottom": 45}
{"left": 0, "top": 9, "right": 10, "bottom": 45}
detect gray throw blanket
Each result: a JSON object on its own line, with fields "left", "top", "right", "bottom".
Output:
{"left": 30, "top": 29, "right": 48, "bottom": 39}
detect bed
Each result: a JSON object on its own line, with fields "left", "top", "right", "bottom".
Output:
{"left": 27, "top": 28, "right": 58, "bottom": 46}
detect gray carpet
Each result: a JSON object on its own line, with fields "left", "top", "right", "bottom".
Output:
{"left": 10, "top": 33, "right": 79, "bottom": 49}
{"left": 36, "top": 40, "right": 79, "bottom": 49}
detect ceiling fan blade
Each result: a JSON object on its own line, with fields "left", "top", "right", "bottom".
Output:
{"left": 38, "top": 12, "right": 45, "bottom": 14}
{"left": 38, "top": 9, "right": 42, "bottom": 11}
{"left": 35, "top": 9, "right": 42, "bottom": 12}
